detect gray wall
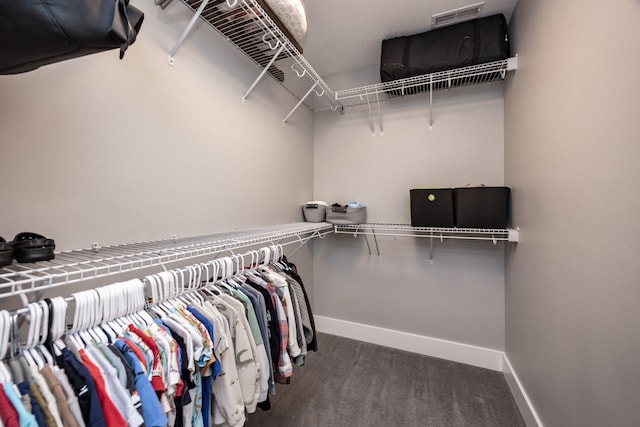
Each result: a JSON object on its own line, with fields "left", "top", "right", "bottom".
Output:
{"left": 504, "top": 0, "right": 640, "bottom": 425}
{"left": 313, "top": 67, "right": 508, "bottom": 350}
{"left": 0, "top": 1, "right": 315, "bottom": 305}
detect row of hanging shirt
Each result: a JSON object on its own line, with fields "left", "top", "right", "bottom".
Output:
{"left": 0, "top": 245, "right": 318, "bottom": 427}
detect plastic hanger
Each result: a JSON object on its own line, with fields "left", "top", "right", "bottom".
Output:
{"left": 146, "top": 275, "right": 168, "bottom": 318}
{"left": 127, "top": 280, "right": 147, "bottom": 327}
{"left": 106, "top": 284, "right": 126, "bottom": 335}
{"left": 48, "top": 297, "right": 67, "bottom": 356}
{"left": 96, "top": 286, "right": 117, "bottom": 342}
{"left": 200, "top": 262, "right": 211, "bottom": 289}
{"left": 126, "top": 282, "right": 144, "bottom": 328}
{"left": 261, "top": 247, "right": 270, "bottom": 265}
{"left": 22, "top": 303, "right": 44, "bottom": 369}
{"left": 133, "top": 279, "right": 154, "bottom": 326}
{"left": 75, "top": 292, "right": 93, "bottom": 347}
{"left": 0, "top": 310, "right": 11, "bottom": 382}
{"left": 0, "top": 310, "right": 10, "bottom": 361}
{"left": 85, "top": 290, "right": 104, "bottom": 344}
{"left": 36, "top": 300, "right": 55, "bottom": 366}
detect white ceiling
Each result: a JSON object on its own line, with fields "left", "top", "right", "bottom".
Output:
{"left": 302, "top": 0, "right": 519, "bottom": 78}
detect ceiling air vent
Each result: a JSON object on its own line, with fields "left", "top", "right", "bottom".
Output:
{"left": 432, "top": 2, "right": 484, "bottom": 28}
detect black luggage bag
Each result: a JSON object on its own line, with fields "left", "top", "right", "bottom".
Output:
{"left": 0, "top": 0, "right": 144, "bottom": 75}
{"left": 381, "top": 14, "right": 510, "bottom": 83}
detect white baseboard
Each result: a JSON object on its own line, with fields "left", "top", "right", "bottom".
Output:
{"left": 502, "top": 354, "right": 543, "bottom": 427}
{"left": 314, "top": 315, "right": 504, "bottom": 371}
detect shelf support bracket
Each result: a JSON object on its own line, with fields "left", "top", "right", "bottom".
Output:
{"left": 428, "top": 76, "right": 434, "bottom": 130}
{"left": 282, "top": 81, "right": 319, "bottom": 125}
{"left": 429, "top": 232, "right": 434, "bottom": 264}
{"left": 242, "top": 44, "right": 285, "bottom": 104}
{"left": 363, "top": 233, "right": 373, "bottom": 256}
{"left": 366, "top": 93, "right": 375, "bottom": 137}
{"left": 372, "top": 228, "right": 380, "bottom": 256}
{"left": 168, "top": 0, "right": 211, "bottom": 66}
{"left": 376, "top": 91, "right": 383, "bottom": 136}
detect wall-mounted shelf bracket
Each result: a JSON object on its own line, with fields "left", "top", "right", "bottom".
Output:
{"left": 283, "top": 81, "right": 319, "bottom": 125}
{"left": 366, "top": 94, "right": 375, "bottom": 136}
{"left": 167, "top": 0, "right": 344, "bottom": 116}
{"left": 337, "top": 225, "right": 380, "bottom": 256}
{"left": 168, "top": 0, "right": 211, "bottom": 66}
{"left": 428, "top": 76, "right": 434, "bottom": 130}
{"left": 242, "top": 44, "right": 285, "bottom": 104}
{"left": 376, "top": 92, "right": 384, "bottom": 136}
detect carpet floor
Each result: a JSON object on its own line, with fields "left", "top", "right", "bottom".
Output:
{"left": 244, "top": 332, "right": 525, "bottom": 427}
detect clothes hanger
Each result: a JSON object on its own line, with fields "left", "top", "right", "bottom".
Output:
{"left": 261, "top": 246, "right": 270, "bottom": 265}
{"left": 132, "top": 279, "right": 154, "bottom": 326}
{"left": 96, "top": 286, "right": 117, "bottom": 342}
{"left": 36, "top": 300, "right": 55, "bottom": 366}
{"left": 77, "top": 291, "right": 96, "bottom": 347}
{"left": 200, "top": 262, "right": 211, "bottom": 288}
{"left": 0, "top": 310, "right": 11, "bottom": 383}
{"left": 147, "top": 274, "right": 169, "bottom": 318}
{"left": 171, "top": 267, "right": 193, "bottom": 306}
{"left": 22, "top": 303, "right": 45, "bottom": 369}
{"left": 200, "top": 260, "right": 221, "bottom": 296}
{"left": 84, "top": 290, "right": 105, "bottom": 344}
{"left": 160, "top": 271, "right": 182, "bottom": 311}
{"left": 107, "top": 283, "right": 128, "bottom": 335}
{"left": 76, "top": 292, "right": 94, "bottom": 347}
{"left": 123, "top": 279, "right": 147, "bottom": 327}
{"left": 183, "top": 265, "right": 204, "bottom": 304}
{"left": 120, "top": 279, "right": 147, "bottom": 329}
{"left": 48, "top": 297, "right": 68, "bottom": 356}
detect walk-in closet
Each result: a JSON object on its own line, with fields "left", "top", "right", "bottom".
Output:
{"left": 1, "top": 0, "right": 638, "bottom": 426}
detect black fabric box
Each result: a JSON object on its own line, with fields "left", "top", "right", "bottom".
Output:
{"left": 410, "top": 189, "right": 455, "bottom": 228}
{"left": 381, "top": 14, "right": 510, "bottom": 83}
{"left": 453, "top": 187, "right": 510, "bottom": 229}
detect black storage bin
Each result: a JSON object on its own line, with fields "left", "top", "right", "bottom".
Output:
{"left": 453, "top": 187, "right": 510, "bottom": 229}
{"left": 381, "top": 14, "right": 510, "bottom": 83}
{"left": 410, "top": 189, "right": 455, "bottom": 228}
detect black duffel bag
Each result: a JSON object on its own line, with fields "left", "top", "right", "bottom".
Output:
{"left": 381, "top": 14, "right": 509, "bottom": 83}
{"left": 0, "top": 0, "right": 144, "bottom": 75}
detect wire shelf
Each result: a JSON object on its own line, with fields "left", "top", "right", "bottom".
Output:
{"left": 177, "top": 0, "right": 341, "bottom": 112}
{"left": 335, "top": 58, "right": 517, "bottom": 108}
{"left": 335, "top": 223, "right": 515, "bottom": 238}
{"left": 333, "top": 223, "right": 518, "bottom": 260}
{"left": 0, "top": 222, "right": 332, "bottom": 300}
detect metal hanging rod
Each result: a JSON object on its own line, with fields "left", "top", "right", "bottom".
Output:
{"left": 0, "top": 222, "right": 333, "bottom": 301}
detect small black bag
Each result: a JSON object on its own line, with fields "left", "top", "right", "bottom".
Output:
{"left": 0, "top": 0, "right": 144, "bottom": 75}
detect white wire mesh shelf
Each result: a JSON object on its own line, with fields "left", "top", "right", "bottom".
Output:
{"left": 174, "top": 0, "right": 341, "bottom": 114}
{"left": 334, "top": 223, "right": 518, "bottom": 241}
{"left": 333, "top": 223, "right": 518, "bottom": 259}
{"left": 0, "top": 222, "right": 332, "bottom": 300}
{"left": 335, "top": 58, "right": 518, "bottom": 108}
